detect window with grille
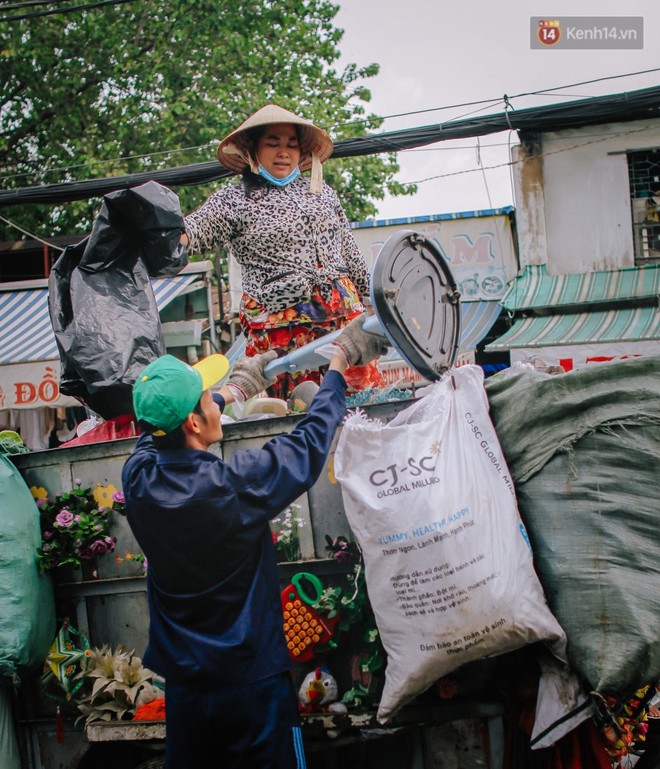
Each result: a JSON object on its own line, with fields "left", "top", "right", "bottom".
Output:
{"left": 627, "top": 149, "right": 660, "bottom": 264}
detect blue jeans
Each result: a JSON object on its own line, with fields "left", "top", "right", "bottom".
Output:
{"left": 164, "top": 672, "right": 306, "bottom": 769}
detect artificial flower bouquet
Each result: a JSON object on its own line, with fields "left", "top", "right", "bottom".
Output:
{"left": 32, "top": 481, "right": 124, "bottom": 573}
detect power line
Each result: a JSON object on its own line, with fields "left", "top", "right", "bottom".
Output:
{"left": 0, "top": 211, "right": 64, "bottom": 249}
{"left": 0, "top": 0, "right": 138, "bottom": 23}
{"left": 1, "top": 142, "right": 218, "bottom": 184}
{"left": 2, "top": 80, "right": 660, "bottom": 198}
{"left": 406, "top": 121, "right": 660, "bottom": 187}
{"left": 346, "top": 67, "right": 660, "bottom": 129}
{"left": 2, "top": 95, "right": 659, "bottom": 242}
{"left": 0, "top": 1, "right": 60, "bottom": 11}
{"left": 24, "top": 69, "right": 660, "bottom": 184}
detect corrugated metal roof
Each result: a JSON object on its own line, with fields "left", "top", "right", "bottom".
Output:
{"left": 485, "top": 306, "right": 660, "bottom": 350}
{"left": 501, "top": 264, "right": 660, "bottom": 311}
{"left": 352, "top": 207, "right": 515, "bottom": 230}
{"left": 0, "top": 274, "right": 198, "bottom": 364}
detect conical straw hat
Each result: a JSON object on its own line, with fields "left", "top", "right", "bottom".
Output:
{"left": 217, "top": 104, "right": 333, "bottom": 192}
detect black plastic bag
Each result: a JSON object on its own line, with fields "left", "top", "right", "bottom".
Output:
{"left": 49, "top": 181, "right": 188, "bottom": 419}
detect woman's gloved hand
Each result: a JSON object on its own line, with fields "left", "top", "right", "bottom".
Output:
{"left": 333, "top": 314, "right": 390, "bottom": 367}
{"left": 228, "top": 351, "right": 278, "bottom": 400}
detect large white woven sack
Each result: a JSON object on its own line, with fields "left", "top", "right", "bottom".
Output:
{"left": 334, "top": 365, "right": 567, "bottom": 723}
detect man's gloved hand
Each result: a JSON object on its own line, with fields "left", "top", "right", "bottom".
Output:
{"left": 228, "top": 350, "right": 278, "bottom": 400}
{"left": 333, "top": 314, "right": 390, "bottom": 367}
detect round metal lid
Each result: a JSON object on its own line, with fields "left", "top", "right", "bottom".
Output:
{"left": 370, "top": 230, "right": 461, "bottom": 381}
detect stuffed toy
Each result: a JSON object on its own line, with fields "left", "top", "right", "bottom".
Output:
{"left": 298, "top": 667, "right": 348, "bottom": 738}
{"left": 299, "top": 666, "right": 339, "bottom": 712}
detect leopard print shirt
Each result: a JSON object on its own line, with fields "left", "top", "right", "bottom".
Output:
{"left": 184, "top": 176, "right": 370, "bottom": 314}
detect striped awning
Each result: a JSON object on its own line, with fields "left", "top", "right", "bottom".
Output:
{"left": 485, "top": 306, "right": 660, "bottom": 351}
{"left": 501, "top": 264, "right": 660, "bottom": 311}
{"left": 458, "top": 300, "right": 502, "bottom": 350}
{"left": 0, "top": 272, "right": 201, "bottom": 365}
{"left": 378, "top": 299, "right": 502, "bottom": 363}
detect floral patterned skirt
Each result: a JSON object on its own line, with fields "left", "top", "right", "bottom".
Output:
{"left": 240, "top": 277, "right": 384, "bottom": 400}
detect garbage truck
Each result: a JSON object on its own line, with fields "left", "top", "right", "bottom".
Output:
{"left": 3, "top": 352, "right": 659, "bottom": 769}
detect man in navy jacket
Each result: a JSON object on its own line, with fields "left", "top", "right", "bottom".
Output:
{"left": 122, "top": 315, "right": 387, "bottom": 769}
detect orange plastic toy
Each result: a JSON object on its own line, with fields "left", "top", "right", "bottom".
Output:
{"left": 281, "top": 572, "right": 337, "bottom": 662}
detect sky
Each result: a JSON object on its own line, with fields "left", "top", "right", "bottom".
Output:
{"left": 333, "top": 0, "right": 660, "bottom": 222}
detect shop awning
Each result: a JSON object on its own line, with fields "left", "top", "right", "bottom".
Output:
{"left": 0, "top": 268, "right": 205, "bottom": 365}
{"left": 485, "top": 306, "right": 660, "bottom": 351}
{"left": 378, "top": 300, "right": 502, "bottom": 387}
{"left": 501, "top": 264, "right": 660, "bottom": 311}
{"left": 459, "top": 300, "right": 502, "bottom": 350}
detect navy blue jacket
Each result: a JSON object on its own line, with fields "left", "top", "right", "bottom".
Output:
{"left": 121, "top": 370, "right": 347, "bottom": 688}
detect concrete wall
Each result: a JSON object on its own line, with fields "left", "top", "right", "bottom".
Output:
{"left": 512, "top": 117, "right": 660, "bottom": 273}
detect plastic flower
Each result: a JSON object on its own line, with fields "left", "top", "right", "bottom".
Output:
{"left": 325, "top": 535, "right": 360, "bottom": 563}
{"left": 30, "top": 486, "right": 48, "bottom": 502}
{"left": 270, "top": 504, "right": 303, "bottom": 563}
{"left": 55, "top": 510, "right": 75, "bottom": 527}
{"left": 89, "top": 540, "right": 112, "bottom": 555}
{"left": 114, "top": 551, "right": 147, "bottom": 574}
{"left": 35, "top": 483, "right": 124, "bottom": 573}
{"left": 92, "top": 483, "right": 118, "bottom": 509}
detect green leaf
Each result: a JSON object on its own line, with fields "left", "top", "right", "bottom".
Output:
{"left": 0, "top": 0, "right": 412, "bottom": 241}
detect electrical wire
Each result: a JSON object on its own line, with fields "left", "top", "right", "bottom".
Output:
{"left": 0, "top": 142, "right": 218, "bottom": 184}
{"left": 0, "top": 0, "right": 138, "bottom": 23}
{"left": 0, "top": 212, "right": 64, "bottom": 249}
{"left": 0, "top": 1, "right": 60, "bottom": 11}
{"left": 2, "top": 68, "right": 658, "bottom": 185}
{"left": 407, "top": 120, "right": 660, "bottom": 187}
{"left": 342, "top": 67, "right": 660, "bottom": 129}
{"left": 3, "top": 118, "right": 658, "bottom": 251}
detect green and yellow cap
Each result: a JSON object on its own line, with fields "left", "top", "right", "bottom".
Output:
{"left": 133, "top": 354, "right": 229, "bottom": 435}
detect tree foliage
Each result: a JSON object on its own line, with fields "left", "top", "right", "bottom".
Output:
{"left": 0, "top": 0, "right": 415, "bottom": 242}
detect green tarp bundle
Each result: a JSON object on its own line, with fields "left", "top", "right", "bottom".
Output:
{"left": 0, "top": 453, "right": 56, "bottom": 767}
{"left": 485, "top": 355, "right": 660, "bottom": 695}
{"left": 0, "top": 454, "right": 55, "bottom": 677}
{"left": 0, "top": 682, "right": 20, "bottom": 769}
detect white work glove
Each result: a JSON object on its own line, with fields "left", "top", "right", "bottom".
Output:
{"left": 333, "top": 314, "right": 390, "bottom": 367}
{"left": 227, "top": 351, "right": 278, "bottom": 401}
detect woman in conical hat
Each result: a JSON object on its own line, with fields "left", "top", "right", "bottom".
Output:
{"left": 181, "top": 103, "right": 383, "bottom": 399}
{"left": 216, "top": 103, "right": 333, "bottom": 192}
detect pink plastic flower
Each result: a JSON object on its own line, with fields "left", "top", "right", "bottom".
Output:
{"left": 55, "top": 510, "right": 74, "bottom": 528}
{"left": 89, "top": 539, "right": 111, "bottom": 554}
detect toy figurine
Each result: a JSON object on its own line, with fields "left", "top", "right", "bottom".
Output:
{"left": 298, "top": 667, "right": 348, "bottom": 738}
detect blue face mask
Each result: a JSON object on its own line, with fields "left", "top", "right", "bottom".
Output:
{"left": 258, "top": 164, "right": 300, "bottom": 187}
